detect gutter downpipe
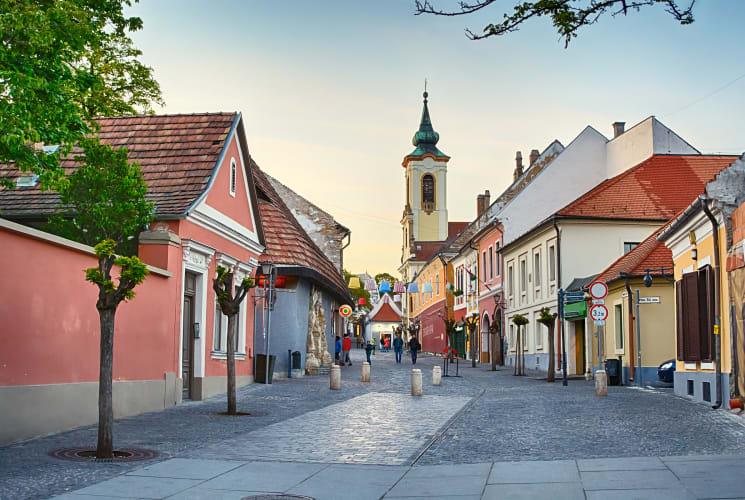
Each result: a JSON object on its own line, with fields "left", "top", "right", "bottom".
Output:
{"left": 623, "top": 274, "right": 636, "bottom": 383}
{"left": 554, "top": 217, "right": 567, "bottom": 386}
{"left": 701, "top": 195, "right": 722, "bottom": 409}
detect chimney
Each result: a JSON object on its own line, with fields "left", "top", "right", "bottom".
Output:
{"left": 529, "top": 149, "right": 540, "bottom": 166}
{"left": 513, "top": 151, "right": 523, "bottom": 182}
{"left": 612, "top": 121, "right": 625, "bottom": 138}
{"left": 476, "top": 190, "right": 491, "bottom": 217}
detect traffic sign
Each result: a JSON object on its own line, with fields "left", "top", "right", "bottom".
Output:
{"left": 589, "top": 281, "right": 608, "bottom": 300}
{"left": 339, "top": 304, "right": 353, "bottom": 317}
{"left": 564, "top": 292, "right": 585, "bottom": 303}
{"left": 590, "top": 304, "right": 608, "bottom": 322}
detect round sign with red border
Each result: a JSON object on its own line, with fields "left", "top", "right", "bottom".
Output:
{"left": 339, "top": 304, "right": 353, "bottom": 317}
{"left": 589, "top": 281, "right": 608, "bottom": 300}
{"left": 590, "top": 304, "right": 609, "bottom": 322}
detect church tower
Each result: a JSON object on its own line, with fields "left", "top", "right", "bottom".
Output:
{"left": 399, "top": 89, "right": 450, "bottom": 279}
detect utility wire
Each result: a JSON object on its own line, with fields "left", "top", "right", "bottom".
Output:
{"left": 662, "top": 71, "right": 745, "bottom": 118}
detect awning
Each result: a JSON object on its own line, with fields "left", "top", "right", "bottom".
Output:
{"left": 564, "top": 300, "right": 587, "bottom": 319}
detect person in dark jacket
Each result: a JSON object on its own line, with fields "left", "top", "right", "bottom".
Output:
{"left": 335, "top": 336, "right": 341, "bottom": 364}
{"left": 408, "top": 336, "right": 421, "bottom": 364}
{"left": 393, "top": 333, "right": 404, "bottom": 363}
{"left": 364, "top": 340, "right": 375, "bottom": 364}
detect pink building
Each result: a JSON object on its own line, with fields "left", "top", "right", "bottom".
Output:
{"left": 0, "top": 113, "right": 266, "bottom": 443}
{"left": 474, "top": 221, "right": 505, "bottom": 365}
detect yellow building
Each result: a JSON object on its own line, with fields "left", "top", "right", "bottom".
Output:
{"left": 592, "top": 227, "right": 676, "bottom": 385}
{"left": 661, "top": 196, "right": 732, "bottom": 406}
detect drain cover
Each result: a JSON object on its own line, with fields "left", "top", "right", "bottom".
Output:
{"left": 242, "top": 496, "right": 315, "bottom": 500}
{"left": 48, "top": 447, "right": 159, "bottom": 463}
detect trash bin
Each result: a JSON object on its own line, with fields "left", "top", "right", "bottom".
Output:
{"left": 255, "top": 354, "right": 276, "bottom": 384}
{"left": 604, "top": 358, "right": 620, "bottom": 386}
{"left": 291, "top": 351, "right": 301, "bottom": 370}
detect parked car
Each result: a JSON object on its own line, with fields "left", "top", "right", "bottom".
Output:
{"left": 658, "top": 359, "right": 675, "bottom": 384}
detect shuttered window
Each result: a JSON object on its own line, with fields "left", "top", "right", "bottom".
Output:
{"left": 675, "top": 265, "right": 715, "bottom": 362}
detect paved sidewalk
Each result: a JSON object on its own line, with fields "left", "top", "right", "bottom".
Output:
{"left": 53, "top": 454, "right": 745, "bottom": 499}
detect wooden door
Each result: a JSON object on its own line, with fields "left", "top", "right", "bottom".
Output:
{"left": 182, "top": 273, "right": 197, "bottom": 399}
{"left": 575, "top": 320, "right": 586, "bottom": 375}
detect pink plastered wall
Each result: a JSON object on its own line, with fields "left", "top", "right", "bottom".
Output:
{"left": 477, "top": 225, "right": 504, "bottom": 294}
{"left": 0, "top": 225, "right": 179, "bottom": 386}
{"left": 204, "top": 135, "right": 256, "bottom": 233}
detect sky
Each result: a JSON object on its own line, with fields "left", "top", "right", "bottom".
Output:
{"left": 126, "top": 0, "right": 745, "bottom": 277}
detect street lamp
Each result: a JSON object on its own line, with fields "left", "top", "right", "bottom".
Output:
{"left": 258, "top": 262, "right": 276, "bottom": 385}
{"left": 643, "top": 267, "right": 674, "bottom": 287}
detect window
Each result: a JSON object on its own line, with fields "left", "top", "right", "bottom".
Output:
{"left": 549, "top": 245, "right": 556, "bottom": 282}
{"left": 535, "top": 320, "right": 543, "bottom": 349}
{"left": 534, "top": 252, "right": 541, "bottom": 287}
{"left": 509, "top": 324, "right": 515, "bottom": 351}
{"left": 489, "top": 246, "right": 494, "bottom": 280}
{"left": 213, "top": 302, "right": 223, "bottom": 351}
{"left": 435, "top": 277, "right": 439, "bottom": 296}
{"left": 520, "top": 259, "right": 527, "bottom": 295}
{"left": 495, "top": 243, "right": 501, "bottom": 277}
{"left": 614, "top": 303, "right": 624, "bottom": 352}
{"left": 482, "top": 251, "right": 487, "bottom": 281}
{"left": 229, "top": 158, "right": 237, "bottom": 197}
{"left": 422, "top": 174, "right": 435, "bottom": 211}
{"left": 624, "top": 242, "right": 639, "bottom": 254}
{"left": 522, "top": 327, "right": 528, "bottom": 351}
{"left": 508, "top": 265, "right": 514, "bottom": 297}
{"left": 675, "top": 266, "right": 715, "bottom": 362}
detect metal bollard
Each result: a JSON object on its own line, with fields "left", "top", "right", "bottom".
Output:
{"left": 330, "top": 364, "right": 341, "bottom": 390}
{"left": 361, "top": 361, "right": 370, "bottom": 382}
{"left": 411, "top": 369, "right": 422, "bottom": 396}
{"left": 432, "top": 366, "right": 441, "bottom": 386}
{"left": 595, "top": 369, "right": 608, "bottom": 397}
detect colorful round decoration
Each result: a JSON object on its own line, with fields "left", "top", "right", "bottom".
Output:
{"left": 339, "top": 304, "right": 353, "bottom": 317}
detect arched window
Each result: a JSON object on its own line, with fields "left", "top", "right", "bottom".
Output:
{"left": 422, "top": 174, "right": 435, "bottom": 212}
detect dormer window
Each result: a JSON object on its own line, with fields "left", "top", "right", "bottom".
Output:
{"left": 15, "top": 175, "right": 39, "bottom": 187}
{"left": 229, "top": 158, "right": 237, "bottom": 197}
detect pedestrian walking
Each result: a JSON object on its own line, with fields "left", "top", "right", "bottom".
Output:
{"left": 364, "top": 340, "right": 375, "bottom": 364}
{"left": 380, "top": 336, "right": 385, "bottom": 352}
{"left": 393, "top": 332, "right": 404, "bottom": 363}
{"left": 408, "top": 335, "right": 420, "bottom": 365}
{"left": 342, "top": 334, "right": 352, "bottom": 366}
{"left": 335, "top": 335, "right": 341, "bottom": 364}
{"left": 384, "top": 337, "right": 390, "bottom": 352}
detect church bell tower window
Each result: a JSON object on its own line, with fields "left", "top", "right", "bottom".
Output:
{"left": 422, "top": 174, "right": 435, "bottom": 213}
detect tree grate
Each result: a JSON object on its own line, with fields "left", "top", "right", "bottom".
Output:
{"left": 47, "top": 447, "right": 159, "bottom": 463}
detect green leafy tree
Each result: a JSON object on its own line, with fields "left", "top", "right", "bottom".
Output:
{"left": 512, "top": 314, "right": 529, "bottom": 376}
{"left": 374, "top": 272, "right": 397, "bottom": 286}
{"left": 213, "top": 267, "right": 256, "bottom": 415}
{"left": 415, "top": 0, "right": 695, "bottom": 47}
{"left": 537, "top": 307, "right": 558, "bottom": 382}
{"left": 49, "top": 137, "right": 153, "bottom": 458}
{"left": 0, "top": 0, "right": 163, "bottom": 188}
{"left": 343, "top": 269, "right": 371, "bottom": 308}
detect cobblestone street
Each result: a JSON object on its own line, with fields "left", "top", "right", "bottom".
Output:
{"left": 2, "top": 349, "right": 745, "bottom": 499}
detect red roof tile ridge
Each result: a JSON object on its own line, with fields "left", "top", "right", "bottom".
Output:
{"left": 593, "top": 225, "right": 671, "bottom": 285}
{"left": 95, "top": 111, "right": 237, "bottom": 120}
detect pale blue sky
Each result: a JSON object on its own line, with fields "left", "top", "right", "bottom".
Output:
{"left": 127, "top": 0, "right": 745, "bottom": 275}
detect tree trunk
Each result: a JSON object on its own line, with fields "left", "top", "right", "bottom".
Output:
{"left": 547, "top": 322, "right": 556, "bottom": 382}
{"left": 97, "top": 307, "right": 116, "bottom": 458}
{"left": 470, "top": 328, "right": 477, "bottom": 368}
{"left": 513, "top": 328, "right": 519, "bottom": 376}
{"left": 520, "top": 327, "right": 525, "bottom": 376}
{"left": 226, "top": 313, "right": 237, "bottom": 415}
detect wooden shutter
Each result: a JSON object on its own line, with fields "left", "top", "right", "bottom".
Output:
{"left": 676, "top": 280, "right": 684, "bottom": 361}
{"left": 698, "top": 265, "right": 715, "bottom": 362}
{"left": 682, "top": 272, "right": 701, "bottom": 362}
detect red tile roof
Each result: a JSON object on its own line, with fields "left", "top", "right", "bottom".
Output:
{"left": 370, "top": 301, "right": 402, "bottom": 322}
{"left": 448, "top": 221, "right": 469, "bottom": 239}
{"left": 593, "top": 225, "right": 672, "bottom": 285}
{"left": 412, "top": 241, "right": 446, "bottom": 262}
{"left": 251, "top": 162, "right": 350, "bottom": 302}
{"left": 558, "top": 155, "right": 738, "bottom": 220}
{"left": 0, "top": 113, "right": 237, "bottom": 216}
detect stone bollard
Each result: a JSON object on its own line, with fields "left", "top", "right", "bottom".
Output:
{"left": 595, "top": 370, "right": 608, "bottom": 397}
{"left": 330, "top": 365, "right": 341, "bottom": 390}
{"left": 411, "top": 369, "right": 422, "bottom": 396}
{"left": 432, "top": 366, "right": 441, "bottom": 386}
{"left": 361, "top": 362, "right": 370, "bottom": 382}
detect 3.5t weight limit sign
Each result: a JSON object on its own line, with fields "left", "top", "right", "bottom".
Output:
{"left": 590, "top": 304, "right": 608, "bottom": 322}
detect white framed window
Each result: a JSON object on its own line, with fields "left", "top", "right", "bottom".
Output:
{"left": 614, "top": 301, "right": 624, "bottom": 353}
{"left": 435, "top": 277, "right": 439, "bottom": 296}
{"left": 508, "top": 264, "right": 514, "bottom": 305}
{"left": 509, "top": 324, "right": 515, "bottom": 352}
{"left": 213, "top": 302, "right": 224, "bottom": 351}
{"left": 549, "top": 244, "right": 556, "bottom": 282}
{"left": 495, "top": 242, "right": 501, "bottom": 277}
{"left": 482, "top": 251, "right": 487, "bottom": 281}
{"left": 229, "top": 158, "right": 237, "bottom": 197}
{"left": 535, "top": 316, "right": 543, "bottom": 349}
{"left": 520, "top": 257, "right": 527, "bottom": 301}
{"left": 488, "top": 246, "right": 494, "bottom": 280}
{"left": 522, "top": 325, "right": 528, "bottom": 351}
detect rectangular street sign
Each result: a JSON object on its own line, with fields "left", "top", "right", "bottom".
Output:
{"left": 638, "top": 296, "right": 660, "bottom": 304}
{"left": 592, "top": 299, "right": 605, "bottom": 305}
{"left": 594, "top": 320, "right": 606, "bottom": 326}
